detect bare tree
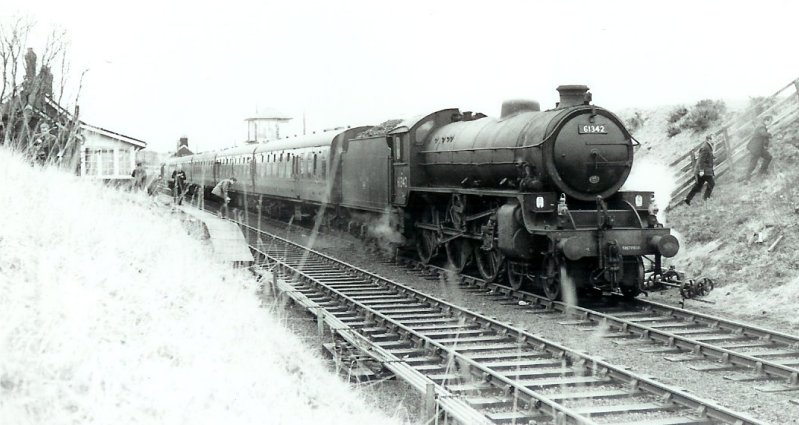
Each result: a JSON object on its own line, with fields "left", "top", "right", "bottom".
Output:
{"left": 0, "top": 16, "right": 81, "bottom": 170}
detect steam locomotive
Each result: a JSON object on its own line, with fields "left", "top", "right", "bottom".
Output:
{"left": 164, "top": 85, "right": 679, "bottom": 300}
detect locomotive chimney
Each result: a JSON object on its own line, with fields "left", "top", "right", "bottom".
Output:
{"left": 556, "top": 85, "right": 591, "bottom": 108}
{"left": 500, "top": 99, "right": 540, "bottom": 119}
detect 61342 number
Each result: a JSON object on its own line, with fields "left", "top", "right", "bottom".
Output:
{"left": 578, "top": 124, "right": 607, "bottom": 134}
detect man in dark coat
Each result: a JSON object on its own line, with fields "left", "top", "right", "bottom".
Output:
{"left": 684, "top": 135, "right": 715, "bottom": 206}
{"left": 171, "top": 164, "right": 187, "bottom": 205}
{"left": 742, "top": 116, "right": 773, "bottom": 181}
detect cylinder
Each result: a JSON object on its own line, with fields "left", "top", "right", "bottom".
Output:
{"left": 649, "top": 234, "right": 679, "bottom": 258}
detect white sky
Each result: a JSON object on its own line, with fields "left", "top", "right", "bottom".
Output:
{"left": 6, "top": 0, "right": 799, "bottom": 152}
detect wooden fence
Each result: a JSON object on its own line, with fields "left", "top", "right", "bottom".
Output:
{"left": 667, "top": 78, "right": 799, "bottom": 209}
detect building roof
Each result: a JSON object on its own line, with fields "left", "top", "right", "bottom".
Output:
{"left": 37, "top": 96, "right": 148, "bottom": 149}
{"left": 81, "top": 122, "right": 148, "bottom": 148}
{"left": 175, "top": 145, "right": 193, "bottom": 157}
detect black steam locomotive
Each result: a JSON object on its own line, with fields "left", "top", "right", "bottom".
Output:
{"left": 164, "top": 85, "right": 678, "bottom": 300}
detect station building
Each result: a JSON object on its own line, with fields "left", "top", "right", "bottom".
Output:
{"left": 79, "top": 122, "right": 148, "bottom": 180}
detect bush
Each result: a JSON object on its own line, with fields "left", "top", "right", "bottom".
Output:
{"left": 680, "top": 99, "right": 726, "bottom": 133}
{"left": 668, "top": 107, "right": 689, "bottom": 124}
{"left": 666, "top": 125, "right": 682, "bottom": 138}
{"left": 625, "top": 111, "right": 646, "bottom": 133}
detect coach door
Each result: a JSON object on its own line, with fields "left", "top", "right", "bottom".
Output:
{"left": 390, "top": 134, "right": 410, "bottom": 205}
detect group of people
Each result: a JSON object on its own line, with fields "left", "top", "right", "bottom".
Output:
{"left": 683, "top": 115, "right": 775, "bottom": 206}
{"left": 168, "top": 164, "right": 237, "bottom": 218}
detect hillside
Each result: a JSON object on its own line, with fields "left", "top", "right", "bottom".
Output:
{"left": 620, "top": 103, "right": 799, "bottom": 329}
{"left": 0, "top": 149, "right": 411, "bottom": 425}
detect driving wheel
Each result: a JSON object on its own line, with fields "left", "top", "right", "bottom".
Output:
{"left": 542, "top": 256, "right": 562, "bottom": 301}
{"left": 507, "top": 261, "right": 528, "bottom": 291}
{"left": 475, "top": 246, "right": 505, "bottom": 282}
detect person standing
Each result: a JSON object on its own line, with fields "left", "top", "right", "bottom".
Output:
{"left": 132, "top": 162, "right": 147, "bottom": 190}
{"left": 741, "top": 115, "right": 773, "bottom": 182}
{"left": 684, "top": 135, "right": 715, "bottom": 206}
{"left": 171, "top": 164, "right": 187, "bottom": 205}
{"left": 31, "top": 122, "right": 55, "bottom": 165}
{"left": 211, "top": 177, "right": 237, "bottom": 218}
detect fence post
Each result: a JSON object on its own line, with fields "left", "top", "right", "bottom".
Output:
{"left": 721, "top": 128, "right": 732, "bottom": 165}
{"left": 422, "top": 383, "right": 436, "bottom": 422}
{"left": 317, "top": 310, "right": 325, "bottom": 336}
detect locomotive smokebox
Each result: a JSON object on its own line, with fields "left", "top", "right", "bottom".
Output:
{"left": 500, "top": 99, "right": 540, "bottom": 119}
{"left": 556, "top": 85, "right": 591, "bottom": 107}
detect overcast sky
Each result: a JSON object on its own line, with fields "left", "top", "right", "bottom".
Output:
{"left": 6, "top": 0, "right": 799, "bottom": 152}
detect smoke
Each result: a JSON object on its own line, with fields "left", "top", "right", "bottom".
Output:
{"left": 560, "top": 265, "right": 578, "bottom": 308}
{"left": 622, "top": 156, "right": 677, "bottom": 226}
{"left": 362, "top": 207, "right": 405, "bottom": 256}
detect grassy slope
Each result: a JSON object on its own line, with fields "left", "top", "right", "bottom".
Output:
{"left": 620, "top": 105, "right": 799, "bottom": 328}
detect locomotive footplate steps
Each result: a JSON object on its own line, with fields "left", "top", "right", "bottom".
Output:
{"left": 247, "top": 228, "right": 766, "bottom": 425}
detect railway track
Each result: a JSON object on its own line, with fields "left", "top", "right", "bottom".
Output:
{"left": 449, "top": 276, "right": 799, "bottom": 393}
{"left": 243, "top": 224, "right": 763, "bottom": 425}
{"left": 189, "top": 195, "right": 799, "bottom": 395}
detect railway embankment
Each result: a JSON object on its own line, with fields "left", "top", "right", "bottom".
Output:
{"left": 622, "top": 104, "right": 799, "bottom": 330}
{"left": 0, "top": 148, "right": 412, "bottom": 425}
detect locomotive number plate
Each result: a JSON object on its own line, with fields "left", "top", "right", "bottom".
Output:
{"left": 578, "top": 124, "right": 608, "bottom": 134}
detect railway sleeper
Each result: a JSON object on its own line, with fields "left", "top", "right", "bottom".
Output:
{"left": 368, "top": 332, "right": 402, "bottom": 342}
{"left": 400, "top": 317, "right": 461, "bottom": 326}
{"left": 465, "top": 351, "right": 549, "bottom": 362}
{"left": 547, "top": 388, "right": 639, "bottom": 401}
{"left": 410, "top": 323, "right": 481, "bottom": 332}
{"left": 491, "top": 367, "right": 578, "bottom": 381}
{"left": 434, "top": 335, "right": 510, "bottom": 345}
{"left": 572, "top": 402, "right": 678, "bottom": 417}
{"left": 483, "top": 359, "right": 565, "bottom": 370}
{"left": 374, "top": 340, "right": 413, "bottom": 349}
{"left": 356, "top": 297, "right": 429, "bottom": 308}
{"left": 463, "top": 396, "right": 515, "bottom": 409}
{"left": 384, "top": 312, "right": 449, "bottom": 320}
{"left": 485, "top": 410, "right": 548, "bottom": 425}
{"left": 518, "top": 375, "right": 612, "bottom": 389}
{"left": 347, "top": 294, "right": 405, "bottom": 301}
{"left": 415, "top": 329, "right": 487, "bottom": 339}
{"left": 377, "top": 307, "right": 440, "bottom": 316}
{"left": 443, "top": 343, "right": 526, "bottom": 353}
{"left": 400, "top": 355, "right": 442, "bottom": 366}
